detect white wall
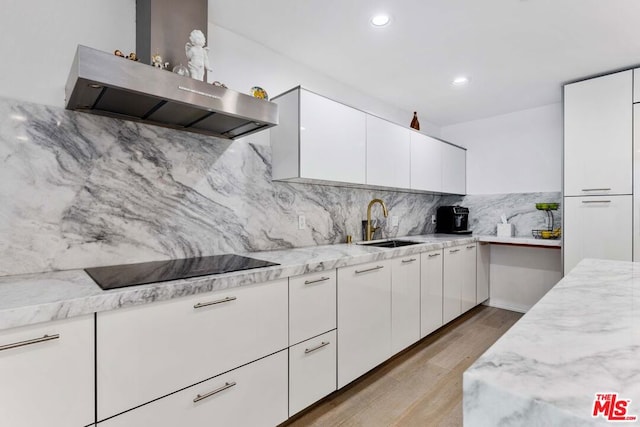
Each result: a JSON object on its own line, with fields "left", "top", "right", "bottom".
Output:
{"left": 207, "top": 23, "right": 441, "bottom": 144}
{"left": 441, "top": 103, "right": 562, "bottom": 194}
{"left": 0, "top": 0, "right": 135, "bottom": 108}
{"left": 0, "top": 2, "right": 441, "bottom": 141}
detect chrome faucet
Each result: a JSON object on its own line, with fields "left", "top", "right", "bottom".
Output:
{"left": 366, "top": 198, "right": 389, "bottom": 241}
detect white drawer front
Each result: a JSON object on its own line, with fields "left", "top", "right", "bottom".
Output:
{"left": 289, "top": 270, "right": 336, "bottom": 345}
{"left": 97, "top": 279, "right": 288, "bottom": 420}
{"left": 0, "top": 315, "right": 94, "bottom": 427}
{"left": 289, "top": 330, "right": 337, "bottom": 416}
{"left": 99, "top": 350, "right": 288, "bottom": 427}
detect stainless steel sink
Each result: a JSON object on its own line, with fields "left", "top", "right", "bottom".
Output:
{"left": 358, "top": 239, "right": 422, "bottom": 248}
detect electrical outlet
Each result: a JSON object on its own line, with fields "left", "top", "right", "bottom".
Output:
{"left": 391, "top": 215, "right": 399, "bottom": 227}
{"left": 431, "top": 215, "right": 437, "bottom": 224}
{"left": 298, "top": 215, "right": 306, "bottom": 230}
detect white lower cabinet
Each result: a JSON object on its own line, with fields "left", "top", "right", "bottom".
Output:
{"left": 476, "top": 242, "right": 490, "bottom": 304}
{"left": 337, "top": 260, "right": 392, "bottom": 388}
{"left": 420, "top": 249, "right": 444, "bottom": 337}
{"left": 289, "top": 330, "right": 337, "bottom": 416}
{"left": 443, "top": 243, "right": 478, "bottom": 323}
{"left": 98, "top": 350, "right": 288, "bottom": 427}
{"left": 0, "top": 315, "right": 94, "bottom": 427}
{"left": 391, "top": 255, "right": 421, "bottom": 354}
{"left": 461, "top": 244, "right": 478, "bottom": 313}
{"left": 443, "top": 246, "right": 463, "bottom": 324}
{"left": 564, "top": 195, "right": 633, "bottom": 273}
{"left": 289, "top": 270, "right": 336, "bottom": 346}
{"left": 96, "top": 279, "right": 288, "bottom": 421}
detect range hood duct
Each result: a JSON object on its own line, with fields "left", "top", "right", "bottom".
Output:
{"left": 64, "top": 1, "right": 278, "bottom": 140}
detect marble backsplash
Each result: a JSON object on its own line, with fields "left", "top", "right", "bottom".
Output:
{"left": 0, "top": 97, "right": 440, "bottom": 276}
{"left": 441, "top": 192, "right": 562, "bottom": 237}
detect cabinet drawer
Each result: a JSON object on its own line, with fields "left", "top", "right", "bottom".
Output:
{"left": 0, "top": 315, "right": 94, "bottom": 427}
{"left": 289, "top": 270, "right": 336, "bottom": 345}
{"left": 289, "top": 330, "right": 337, "bottom": 416}
{"left": 99, "top": 350, "right": 288, "bottom": 427}
{"left": 97, "top": 279, "right": 288, "bottom": 420}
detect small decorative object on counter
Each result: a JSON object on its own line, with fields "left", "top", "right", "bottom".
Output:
{"left": 250, "top": 86, "right": 269, "bottom": 101}
{"left": 127, "top": 52, "right": 139, "bottom": 62}
{"left": 410, "top": 112, "right": 420, "bottom": 130}
{"left": 151, "top": 53, "right": 169, "bottom": 70}
{"left": 212, "top": 81, "right": 228, "bottom": 89}
{"left": 172, "top": 63, "right": 189, "bottom": 77}
{"left": 185, "top": 29, "right": 213, "bottom": 81}
{"left": 114, "top": 49, "right": 125, "bottom": 58}
{"left": 346, "top": 235, "right": 353, "bottom": 244}
{"left": 114, "top": 50, "right": 139, "bottom": 61}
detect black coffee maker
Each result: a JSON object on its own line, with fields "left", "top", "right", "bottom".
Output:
{"left": 435, "top": 206, "right": 472, "bottom": 234}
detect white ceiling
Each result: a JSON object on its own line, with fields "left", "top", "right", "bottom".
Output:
{"left": 208, "top": 0, "right": 640, "bottom": 126}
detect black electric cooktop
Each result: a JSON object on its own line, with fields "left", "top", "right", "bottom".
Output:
{"left": 85, "top": 254, "right": 280, "bottom": 290}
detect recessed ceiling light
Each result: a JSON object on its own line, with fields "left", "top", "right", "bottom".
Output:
{"left": 371, "top": 14, "right": 390, "bottom": 27}
{"left": 452, "top": 76, "right": 470, "bottom": 86}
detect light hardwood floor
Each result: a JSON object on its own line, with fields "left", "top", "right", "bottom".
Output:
{"left": 283, "top": 306, "right": 522, "bottom": 427}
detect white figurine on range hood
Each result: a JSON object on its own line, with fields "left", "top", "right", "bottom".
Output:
{"left": 185, "top": 29, "right": 213, "bottom": 81}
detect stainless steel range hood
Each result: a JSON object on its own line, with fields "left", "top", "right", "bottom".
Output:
{"left": 65, "top": 45, "right": 278, "bottom": 139}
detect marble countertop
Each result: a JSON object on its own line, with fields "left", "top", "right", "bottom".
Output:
{"left": 464, "top": 258, "right": 640, "bottom": 426}
{"left": 0, "top": 234, "right": 475, "bottom": 331}
{"left": 477, "top": 235, "right": 562, "bottom": 247}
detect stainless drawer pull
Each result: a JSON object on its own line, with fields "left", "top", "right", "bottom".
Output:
{"left": 428, "top": 253, "right": 441, "bottom": 258}
{"left": 582, "top": 188, "right": 611, "bottom": 192}
{"left": 581, "top": 200, "right": 611, "bottom": 204}
{"left": 193, "top": 381, "right": 236, "bottom": 403}
{"left": 0, "top": 334, "right": 60, "bottom": 352}
{"left": 401, "top": 258, "right": 417, "bottom": 263}
{"left": 304, "top": 277, "right": 331, "bottom": 285}
{"left": 449, "top": 249, "right": 460, "bottom": 253}
{"left": 355, "top": 265, "right": 384, "bottom": 274}
{"left": 467, "top": 245, "right": 476, "bottom": 249}
{"left": 305, "top": 341, "right": 330, "bottom": 354}
{"left": 194, "top": 296, "right": 237, "bottom": 309}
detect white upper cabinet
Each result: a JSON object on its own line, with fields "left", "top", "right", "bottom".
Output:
{"left": 410, "top": 132, "right": 442, "bottom": 192}
{"left": 366, "top": 115, "right": 411, "bottom": 188}
{"left": 442, "top": 143, "right": 467, "bottom": 195}
{"left": 271, "top": 87, "right": 464, "bottom": 194}
{"left": 271, "top": 88, "right": 366, "bottom": 184}
{"left": 564, "top": 70, "right": 632, "bottom": 196}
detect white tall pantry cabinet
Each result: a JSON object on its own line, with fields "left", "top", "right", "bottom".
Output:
{"left": 563, "top": 70, "right": 633, "bottom": 273}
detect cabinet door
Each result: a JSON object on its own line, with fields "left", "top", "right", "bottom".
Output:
{"left": 634, "top": 104, "right": 640, "bottom": 262}
{"left": 476, "top": 242, "right": 490, "bottom": 304}
{"left": 635, "top": 69, "right": 640, "bottom": 103}
{"left": 410, "top": 132, "right": 442, "bottom": 192}
{"left": 0, "top": 315, "right": 94, "bottom": 427}
{"left": 96, "top": 279, "right": 288, "bottom": 421}
{"left": 563, "top": 195, "right": 632, "bottom": 273}
{"left": 99, "top": 350, "right": 288, "bottom": 427}
{"left": 366, "top": 115, "right": 411, "bottom": 188}
{"left": 289, "top": 330, "right": 337, "bottom": 416}
{"left": 564, "top": 70, "right": 632, "bottom": 196}
{"left": 289, "top": 270, "right": 336, "bottom": 346}
{"left": 391, "top": 255, "right": 421, "bottom": 354}
{"left": 421, "top": 249, "right": 444, "bottom": 337}
{"left": 337, "top": 260, "right": 391, "bottom": 388}
{"left": 442, "top": 144, "right": 466, "bottom": 195}
{"left": 461, "top": 244, "right": 478, "bottom": 313}
{"left": 300, "top": 90, "right": 366, "bottom": 184}
{"left": 443, "top": 246, "right": 463, "bottom": 323}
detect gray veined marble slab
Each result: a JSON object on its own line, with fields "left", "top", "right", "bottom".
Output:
{"left": 0, "top": 235, "right": 475, "bottom": 331}
{"left": 464, "top": 259, "right": 640, "bottom": 426}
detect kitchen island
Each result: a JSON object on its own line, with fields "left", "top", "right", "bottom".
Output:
{"left": 464, "top": 258, "right": 640, "bottom": 426}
